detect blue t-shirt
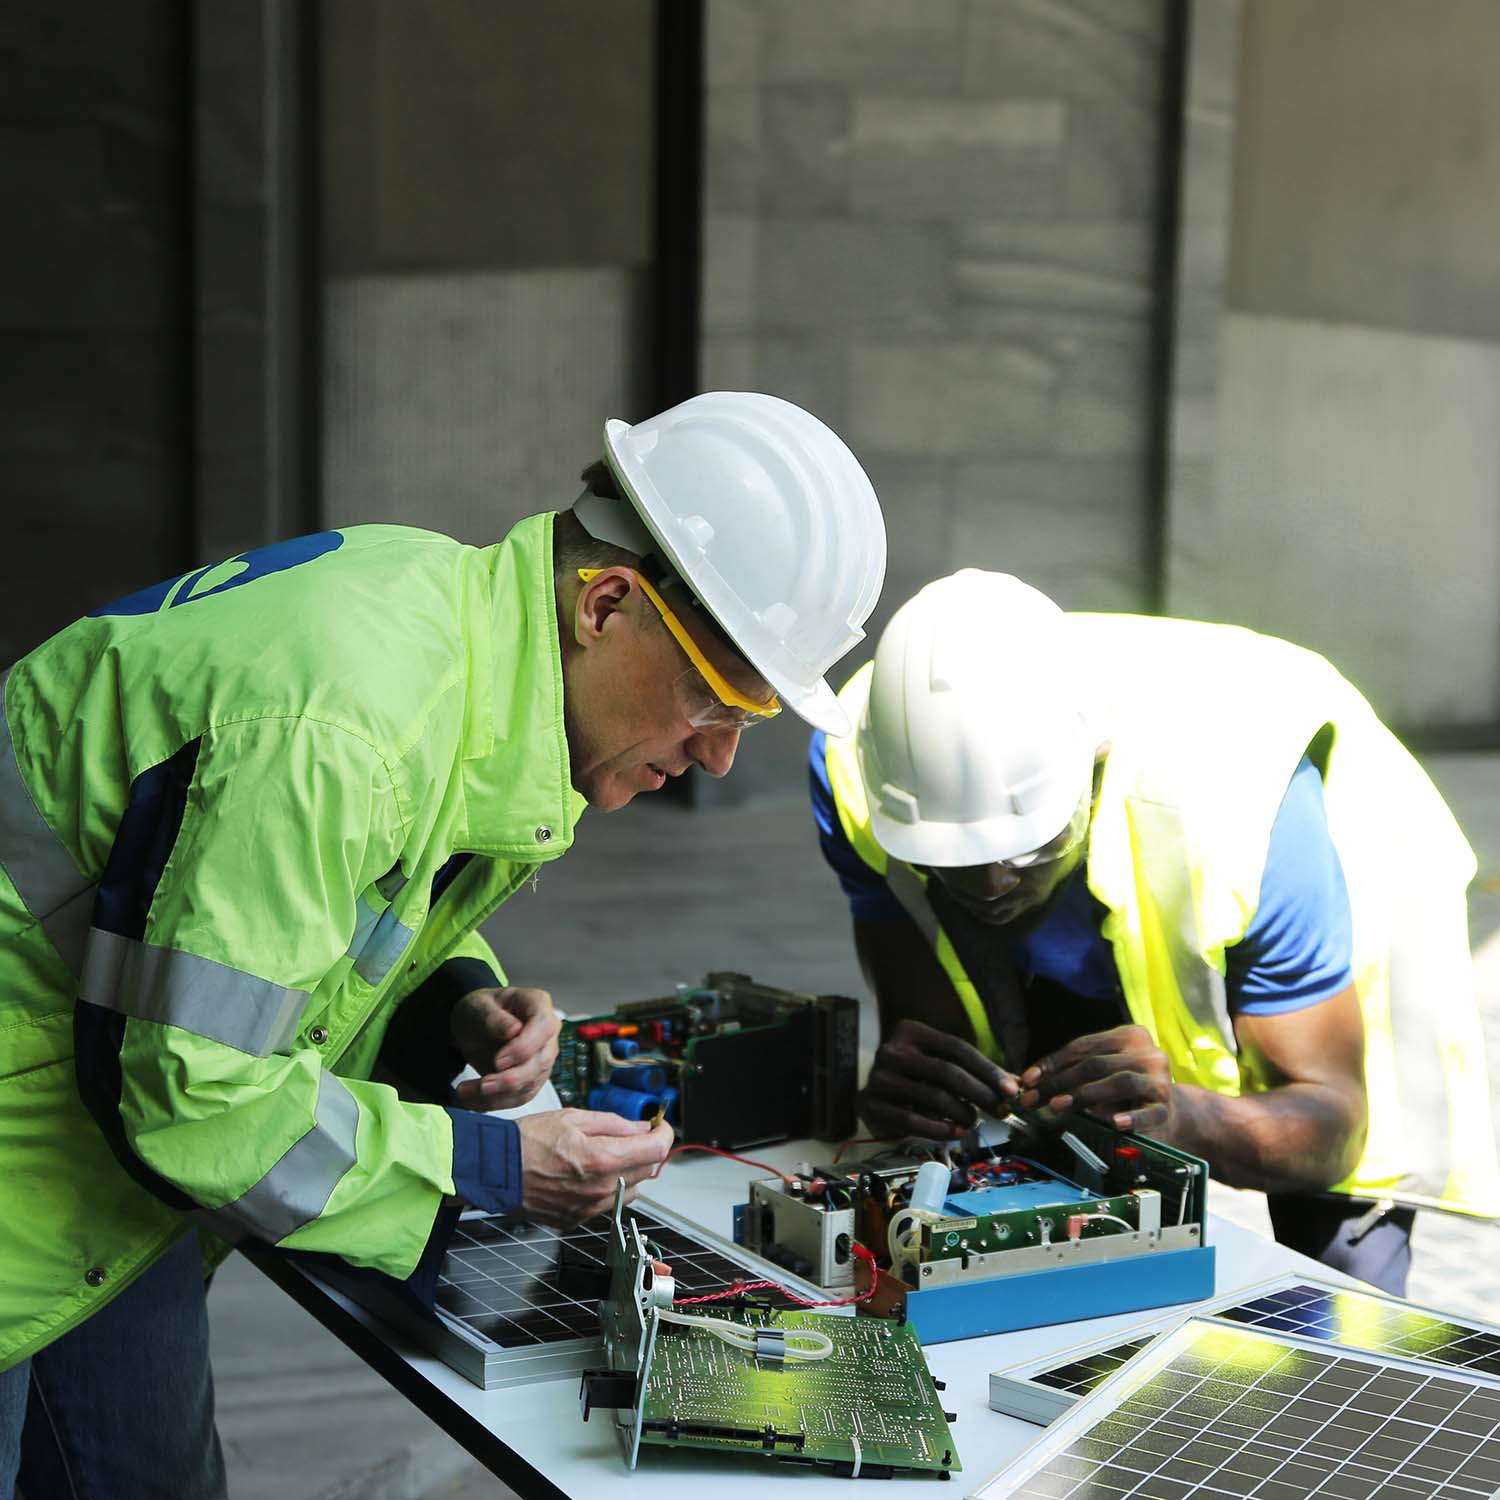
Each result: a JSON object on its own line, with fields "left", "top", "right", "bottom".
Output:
{"left": 808, "top": 737, "right": 1353, "bottom": 1016}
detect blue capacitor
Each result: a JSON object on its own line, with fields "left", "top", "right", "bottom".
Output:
{"left": 610, "top": 1037, "right": 640, "bottom": 1060}
{"left": 610, "top": 1063, "right": 667, "bottom": 1094}
{"left": 587, "top": 1084, "right": 657, "bottom": 1121}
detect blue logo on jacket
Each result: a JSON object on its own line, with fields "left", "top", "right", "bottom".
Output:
{"left": 90, "top": 532, "right": 345, "bottom": 617}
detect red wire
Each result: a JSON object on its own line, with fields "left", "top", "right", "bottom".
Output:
{"left": 648, "top": 1142, "right": 794, "bottom": 1183}
{"left": 831, "top": 1135, "right": 889, "bottom": 1164}
{"left": 672, "top": 1244, "right": 881, "bottom": 1308}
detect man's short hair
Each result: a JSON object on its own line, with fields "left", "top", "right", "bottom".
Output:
{"left": 553, "top": 460, "right": 645, "bottom": 582}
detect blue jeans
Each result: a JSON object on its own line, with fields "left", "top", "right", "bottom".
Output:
{"left": 0, "top": 1231, "right": 226, "bottom": 1500}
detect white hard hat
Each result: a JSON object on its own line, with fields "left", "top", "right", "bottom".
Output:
{"left": 855, "top": 570, "right": 1096, "bottom": 867}
{"left": 596, "top": 392, "right": 886, "bottom": 736}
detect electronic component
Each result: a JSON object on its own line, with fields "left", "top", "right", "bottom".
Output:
{"left": 990, "top": 1273, "right": 1500, "bottom": 1424}
{"left": 553, "top": 971, "right": 859, "bottom": 1149}
{"left": 975, "top": 1316, "right": 1500, "bottom": 1499}
{"left": 580, "top": 1186, "right": 960, "bottom": 1478}
{"left": 737, "top": 1109, "right": 1215, "bottom": 1342}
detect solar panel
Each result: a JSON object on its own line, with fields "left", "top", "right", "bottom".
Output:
{"left": 990, "top": 1275, "right": 1500, "bottom": 1426}
{"left": 977, "top": 1316, "right": 1500, "bottom": 1499}
{"left": 321, "top": 1197, "right": 825, "bottom": 1389}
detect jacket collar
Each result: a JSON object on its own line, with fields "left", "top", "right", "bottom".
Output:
{"left": 458, "top": 512, "right": 587, "bottom": 859}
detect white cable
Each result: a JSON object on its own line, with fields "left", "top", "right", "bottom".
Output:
{"left": 1081, "top": 1214, "right": 1135, "bottom": 1234}
{"left": 850, "top": 1434, "right": 862, "bottom": 1479}
{"left": 657, "top": 1309, "right": 833, "bottom": 1362}
{"left": 887, "top": 1209, "right": 922, "bottom": 1271}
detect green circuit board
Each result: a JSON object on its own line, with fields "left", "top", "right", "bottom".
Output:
{"left": 637, "top": 1307, "right": 959, "bottom": 1478}
{"left": 920, "top": 1189, "right": 1144, "bottom": 1262}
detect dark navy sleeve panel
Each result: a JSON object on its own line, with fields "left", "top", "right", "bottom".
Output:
{"left": 808, "top": 729, "right": 908, "bottom": 924}
{"left": 378, "top": 955, "right": 499, "bottom": 1101}
{"left": 1227, "top": 756, "right": 1356, "bottom": 1016}
{"left": 445, "top": 1108, "right": 523, "bottom": 1215}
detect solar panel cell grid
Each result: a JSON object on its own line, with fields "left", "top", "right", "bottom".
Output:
{"left": 1216, "top": 1285, "right": 1500, "bottom": 1379}
{"left": 433, "top": 1208, "right": 792, "bottom": 1353}
{"left": 1003, "top": 1323, "right": 1500, "bottom": 1499}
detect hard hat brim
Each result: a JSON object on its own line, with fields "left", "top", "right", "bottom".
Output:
{"left": 866, "top": 795, "right": 1083, "bottom": 869}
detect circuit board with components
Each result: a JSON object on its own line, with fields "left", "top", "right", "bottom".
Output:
{"left": 636, "top": 1306, "right": 957, "bottom": 1476}
{"left": 552, "top": 971, "right": 858, "bottom": 1149}
{"left": 582, "top": 1186, "right": 959, "bottom": 1479}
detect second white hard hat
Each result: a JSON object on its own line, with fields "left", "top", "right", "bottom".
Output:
{"left": 856, "top": 570, "right": 1097, "bottom": 867}
{"left": 599, "top": 392, "right": 886, "bottom": 737}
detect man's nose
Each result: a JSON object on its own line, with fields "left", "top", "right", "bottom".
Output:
{"left": 688, "top": 726, "right": 741, "bottom": 778}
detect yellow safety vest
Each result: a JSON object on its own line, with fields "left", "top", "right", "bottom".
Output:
{"left": 824, "top": 615, "right": 1500, "bottom": 1218}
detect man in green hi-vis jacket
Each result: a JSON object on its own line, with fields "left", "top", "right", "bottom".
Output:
{"left": 0, "top": 392, "right": 887, "bottom": 1498}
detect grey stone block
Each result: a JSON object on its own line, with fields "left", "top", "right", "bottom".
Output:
{"left": 850, "top": 338, "right": 1059, "bottom": 457}
{"left": 1053, "top": 328, "right": 1154, "bottom": 457}
{"left": 754, "top": 334, "right": 852, "bottom": 437}
{"left": 757, "top": 217, "right": 950, "bottom": 334}
{"left": 758, "top": 88, "right": 854, "bottom": 216}
{"left": 958, "top": 0, "right": 1164, "bottom": 107}
{"left": 702, "top": 213, "right": 758, "bottom": 333}
{"left": 759, "top": 0, "right": 962, "bottom": 89}
{"left": 700, "top": 333, "right": 757, "bottom": 392}
{"left": 852, "top": 97, "right": 1065, "bottom": 220}
{"left": 706, "top": 0, "right": 763, "bottom": 89}
{"left": 1060, "top": 99, "right": 1162, "bottom": 222}
{"left": 705, "top": 85, "right": 761, "bottom": 213}
{"left": 856, "top": 454, "right": 954, "bottom": 619}
{"left": 950, "top": 457, "right": 1151, "bottom": 612}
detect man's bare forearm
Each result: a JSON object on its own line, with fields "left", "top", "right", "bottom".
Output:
{"left": 1160, "top": 1081, "right": 1366, "bottom": 1195}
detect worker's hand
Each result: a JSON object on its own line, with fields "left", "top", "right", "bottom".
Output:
{"left": 450, "top": 985, "right": 561, "bottom": 1111}
{"left": 1016, "top": 1023, "right": 1175, "bottom": 1134}
{"left": 516, "top": 1110, "right": 674, "bottom": 1225}
{"left": 859, "top": 1019, "right": 1019, "bottom": 1140}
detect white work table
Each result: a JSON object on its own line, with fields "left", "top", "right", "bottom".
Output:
{"left": 245, "top": 1137, "right": 1345, "bottom": 1499}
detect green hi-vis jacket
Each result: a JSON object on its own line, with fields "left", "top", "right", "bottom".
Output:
{"left": 0, "top": 515, "right": 584, "bottom": 1371}
{"left": 825, "top": 615, "right": 1500, "bottom": 1219}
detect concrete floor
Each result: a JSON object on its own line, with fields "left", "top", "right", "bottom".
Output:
{"left": 208, "top": 752, "right": 1500, "bottom": 1499}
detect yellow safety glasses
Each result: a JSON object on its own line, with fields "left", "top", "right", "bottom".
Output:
{"left": 577, "top": 569, "right": 781, "bottom": 729}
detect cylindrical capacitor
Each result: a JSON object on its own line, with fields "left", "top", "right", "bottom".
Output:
{"left": 610, "top": 1037, "right": 641, "bottom": 1060}
{"left": 610, "top": 1063, "right": 667, "bottom": 1094}
{"left": 910, "top": 1159, "right": 952, "bottom": 1216}
{"left": 587, "top": 1084, "right": 659, "bottom": 1121}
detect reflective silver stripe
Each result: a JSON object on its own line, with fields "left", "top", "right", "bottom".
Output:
{"left": 0, "top": 667, "right": 93, "bottom": 969}
{"left": 80, "top": 928, "right": 309, "bottom": 1057}
{"left": 215, "top": 1071, "right": 360, "bottom": 1242}
{"left": 351, "top": 904, "right": 415, "bottom": 986}
{"left": 347, "top": 892, "right": 380, "bottom": 957}
{"left": 887, "top": 860, "right": 942, "bottom": 948}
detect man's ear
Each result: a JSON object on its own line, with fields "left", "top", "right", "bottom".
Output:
{"left": 573, "top": 568, "right": 635, "bottom": 649}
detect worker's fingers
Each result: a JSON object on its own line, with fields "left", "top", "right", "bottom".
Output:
{"left": 858, "top": 1090, "right": 964, "bottom": 1142}
{"left": 884, "top": 1045, "right": 1001, "bottom": 1114}
{"left": 570, "top": 1109, "right": 659, "bottom": 1138}
{"left": 893, "top": 1023, "right": 1011, "bottom": 1100}
{"left": 864, "top": 1063, "right": 977, "bottom": 1129}
{"left": 1113, "top": 1102, "right": 1170, "bottom": 1133}
{"left": 1066, "top": 1069, "right": 1162, "bottom": 1117}
{"left": 453, "top": 1058, "right": 551, "bottom": 1109}
{"left": 580, "top": 1122, "right": 675, "bottom": 1175}
{"left": 488, "top": 993, "right": 559, "bottom": 1071}
{"left": 1018, "top": 1046, "right": 1134, "bottom": 1108}
{"left": 1020, "top": 1025, "right": 1153, "bottom": 1090}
